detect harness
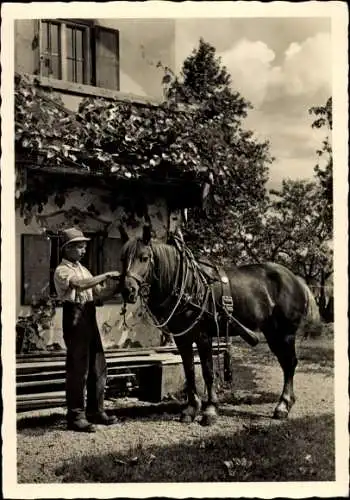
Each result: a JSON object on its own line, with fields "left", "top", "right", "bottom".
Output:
{"left": 125, "top": 235, "right": 259, "bottom": 348}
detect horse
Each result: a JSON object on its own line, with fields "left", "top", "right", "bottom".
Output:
{"left": 119, "top": 225, "right": 320, "bottom": 426}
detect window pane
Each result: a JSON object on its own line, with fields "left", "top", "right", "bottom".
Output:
{"left": 50, "top": 55, "right": 61, "bottom": 79}
{"left": 66, "top": 26, "right": 73, "bottom": 58}
{"left": 67, "top": 58, "right": 74, "bottom": 82}
{"left": 42, "top": 55, "right": 60, "bottom": 79}
{"left": 50, "top": 23, "right": 59, "bottom": 54}
{"left": 42, "top": 21, "right": 60, "bottom": 54}
{"left": 42, "top": 21, "right": 49, "bottom": 51}
{"left": 65, "top": 25, "right": 86, "bottom": 84}
{"left": 76, "top": 61, "right": 84, "bottom": 83}
{"left": 41, "top": 21, "right": 61, "bottom": 79}
{"left": 76, "top": 29, "right": 83, "bottom": 60}
{"left": 41, "top": 59, "right": 49, "bottom": 77}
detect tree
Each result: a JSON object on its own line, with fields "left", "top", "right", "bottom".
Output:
{"left": 237, "top": 97, "right": 333, "bottom": 320}
{"left": 308, "top": 97, "right": 333, "bottom": 317}
{"left": 309, "top": 97, "right": 333, "bottom": 233}
{"left": 164, "top": 39, "right": 273, "bottom": 261}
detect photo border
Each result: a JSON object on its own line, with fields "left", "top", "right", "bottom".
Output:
{"left": 1, "top": 2, "right": 349, "bottom": 498}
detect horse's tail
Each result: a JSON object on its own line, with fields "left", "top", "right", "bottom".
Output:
{"left": 297, "top": 276, "right": 320, "bottom": 323}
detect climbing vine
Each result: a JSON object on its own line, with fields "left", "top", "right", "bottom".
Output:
{"left": 15, "top": 73, "right": 215, "bottom": 219}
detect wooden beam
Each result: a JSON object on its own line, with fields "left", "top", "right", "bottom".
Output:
{"left": 29, "top": 73, "right": 162, "bottom": 106}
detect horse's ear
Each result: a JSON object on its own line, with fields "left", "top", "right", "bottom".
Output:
{"left": 142, "top": 224, "right": 152, "bottom": 245}
{"left": 119, "top": 225, "right": 129, "bottom": 244}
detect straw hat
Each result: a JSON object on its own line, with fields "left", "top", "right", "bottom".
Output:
{"left": 60, "top": 227, "right": 90, "bottom": 249}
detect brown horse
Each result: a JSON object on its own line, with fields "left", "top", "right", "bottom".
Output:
{"left": 119, "top": 225, "right": 320, "bottom": 426}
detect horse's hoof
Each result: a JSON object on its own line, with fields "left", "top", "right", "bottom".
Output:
{"left": 180, "top": 413, "right": 195, "bottom": 424}
{"left": 201, "top": 413, "right": 217, "bottom": 426}
{"left": 273, "top": 396, "right": 295, "bottom": 419}
{"left": 273, "top": 407, "right": 289, "bottom": 419}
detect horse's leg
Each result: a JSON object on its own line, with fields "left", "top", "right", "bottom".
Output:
{"left": 264, "top": 323, "right": 298, "bottom": 419}
{"left": 175, "top": 337, "right": 201, "bottom": 423}
{"left": 197, "top": 333, "right": 218, "bottom": 426}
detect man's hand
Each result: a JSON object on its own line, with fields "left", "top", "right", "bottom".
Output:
{"left": 105, "top": 271, "right": 121, "bottom": 280}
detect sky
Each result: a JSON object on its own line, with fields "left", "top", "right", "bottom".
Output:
{"left": 174, "top": 18, "right": 332, "bottom": 190}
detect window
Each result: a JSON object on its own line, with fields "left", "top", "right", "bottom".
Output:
{"left": 21, "top": 233, "right": 123, "bottom": 305}
{"left": 41, "top": 21, "right": 61, "bottom": 79}
{"left": 66, "top": 24, "right": 86, "bottom": 84}
{"left": 39, "top": 20, "right": 120, "bottom": 90}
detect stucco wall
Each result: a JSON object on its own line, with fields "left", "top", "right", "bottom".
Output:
{"left": 17, "top": 186, "right": 183, "bottom": 351}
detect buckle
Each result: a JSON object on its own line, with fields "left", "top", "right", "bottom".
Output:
{"left": 222, "top": 295, "right": 233, "bottom": 312}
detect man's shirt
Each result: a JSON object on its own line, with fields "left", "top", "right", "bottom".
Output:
{"left": 54, "top": 259, "right": 95, "bottom": 303}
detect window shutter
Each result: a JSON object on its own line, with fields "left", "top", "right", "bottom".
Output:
{"left": 22, "top": 235, "right": 51, "bottom": 305}
{"left": 103, "top": 238, "right": 123, "bottom": 273}
{"left": 94, "top": 26, "right": 119, "bottom": 90}
{"left": 34, "top": 20, "right": 42, "bottom": 76}
{"left": 101, "top": 238, "right": 123, "bottom": 303}
{"left": 79, "top": 233, "right": 100, "bottom": 276}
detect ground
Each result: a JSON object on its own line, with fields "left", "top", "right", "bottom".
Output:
{"left": 17, "top": 334, "right": 334, "bottom": 483}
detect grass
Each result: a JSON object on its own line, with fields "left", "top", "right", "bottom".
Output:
{"left": 53, "top": 414, "right": 335, "bottom": 482}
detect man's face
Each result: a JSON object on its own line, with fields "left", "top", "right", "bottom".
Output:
{"left": 65, "top": 242, "right": 87, "bottom": 262}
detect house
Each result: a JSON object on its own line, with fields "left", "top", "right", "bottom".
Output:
{"left": 15, "top": 18, "right": 201, "bottom": 352}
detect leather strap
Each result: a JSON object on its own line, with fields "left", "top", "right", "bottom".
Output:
{"left": 217, "top": 267, "right": 259, "bottom": 347}
{"left": 218, "top": 267, "right": 234, "bottom": 312}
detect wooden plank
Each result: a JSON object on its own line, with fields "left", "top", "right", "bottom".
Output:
{"left": 17, "top": 370, "right": 65, "bottom": 378}
{"left": 17, "top": 391, "right": 65, "bottom": 401}
{"left": 18, "top": 372, "right": 136, "bottom": 389}
{"left": 17, "top": 349, "right": 153, "bottom": 363}
{"left": 18, "top": 354, "right": 153, "bottom": 368}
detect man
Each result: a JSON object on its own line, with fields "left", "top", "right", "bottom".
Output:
{"left": 54, "top": 227, "right": 121, "bottom": 433}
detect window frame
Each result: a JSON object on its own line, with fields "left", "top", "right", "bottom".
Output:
{"left": 39, "top": 19, "right": 120, "bottom": 90}
{"left": 40, "top": 19, "right": 91, "bottom": 85}
{"left": 64, "top": 21, "right": 90, "bottom": 85}
{"left": 40, "top": 19, "right": 62, "bottom": 80}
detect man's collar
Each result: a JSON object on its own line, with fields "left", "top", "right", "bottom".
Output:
{"left": 62, "top": 258, "right": 80, "bottom": 267}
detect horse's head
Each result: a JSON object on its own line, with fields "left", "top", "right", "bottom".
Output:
{"left": 119, "top": 224, "right": 153, "bottom": 304}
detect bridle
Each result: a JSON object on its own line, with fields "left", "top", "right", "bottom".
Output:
{"left": 122, "top": 243, "right": 154, "bottom": 298}
{"left": 121, "top": 241, "right": 213, "bottom": 337}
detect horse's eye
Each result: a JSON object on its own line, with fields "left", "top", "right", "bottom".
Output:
{"left": 140, "top": 255, "right": 148, "bottom": 263}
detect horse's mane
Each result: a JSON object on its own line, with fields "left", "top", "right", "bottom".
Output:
{"left": 120, "top": 238, "right": 141, "bottom": 270}
{"left": 121, "top": 238, "right": 179, "bottom": 293}
{"left": 151, "top": 242, "right": 179, "bottom": 292}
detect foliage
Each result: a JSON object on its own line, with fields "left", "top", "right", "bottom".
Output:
{"left": 239, "top": 179, "right": 332, "bottom": 280}
{"left": 237, "top": 97, "right": 333, "bottom": 319}
{"left": 15, "top": 72, "right": 229, "bottom": 218}
{"left": 309, "top": 97, "right": 333, "bottom": 232}
{"left": 16, "top": 297, "right": 57, "bottom": 353}
{"left": 164, "top": 39, "right": 273, "bottom": 260}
